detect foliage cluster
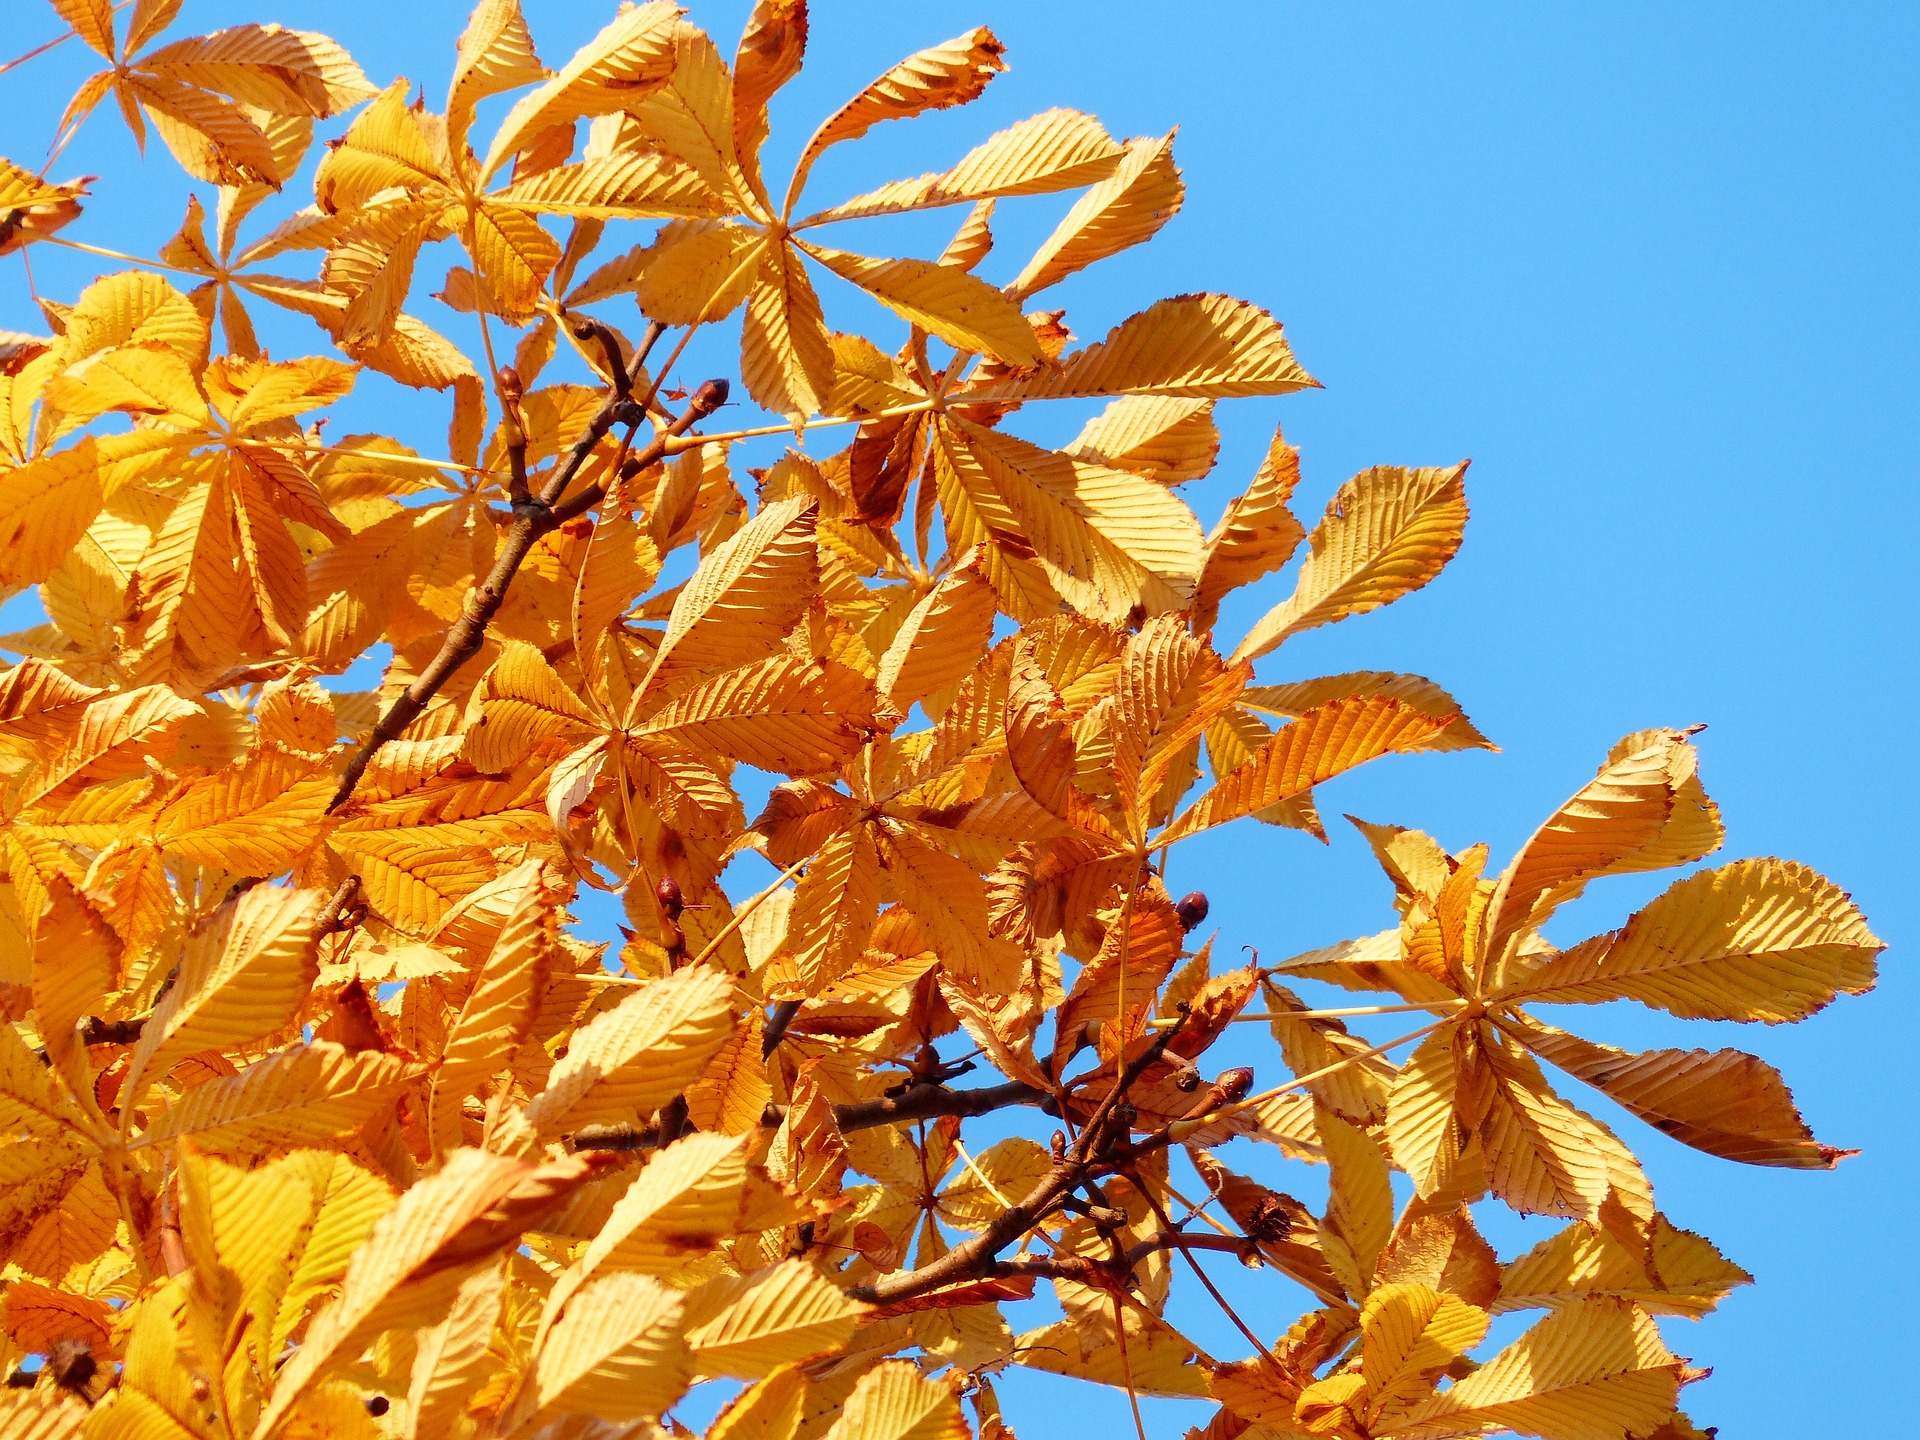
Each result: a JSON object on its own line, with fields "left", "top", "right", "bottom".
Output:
{"left": 0, "top": 3, "right": 1884, "bottom": 1438}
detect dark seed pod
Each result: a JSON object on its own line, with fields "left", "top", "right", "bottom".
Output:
{"left": 47, "top": 1340, "right": 95, "bottom": 1394}
{"left": 1246, "top": 1194, "right": 1294, "bottom": 1242}
{"left": 655, "top": 874, "right": 685, "bottom": 921}
{"left": 1215, "top": 1066, "right": 1255, "bottom": 1104}
{"left": 1175, "top": 891, "right": 1210, "bottom": 931}
{"left": 366, "top": 1395, "right": 391, "bottom": 1417}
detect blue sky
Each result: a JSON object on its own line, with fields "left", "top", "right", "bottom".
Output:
{"left": 1, "top": 2, "right": 1914, "bottom": 1433}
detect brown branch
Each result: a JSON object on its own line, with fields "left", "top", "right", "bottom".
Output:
{"left": 836, "top": 1079, "right": 1048, "bottom": 1133}
{"left": 327, "top": 376, "right": 729, "bottom": 812}
{"left": 990, "top": 1230, "right": 1250, "bottom": 1285}
{"left": 567, "top": 1076, "right": 1049, "bottom": 1155}
{"left": 844, "top": 1021, "right": 1186, "bottom": 1306}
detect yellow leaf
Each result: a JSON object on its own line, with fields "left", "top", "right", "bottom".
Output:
{"left": 495, "top": 150, "right": 724, "bottom": 220}
{"left": 150, "top": 753, "right": 334, "bottom": 874}
{"left": 49, "top": 0, "right": 116, "bottom": 58}
{"left": 405, "top": 1257, "right": 507, "bottom": 1440}
{"left": 1359, "top": 1282, "right": 1490, "bottom": 1420}
{"left": 1010, "top": 130, "right": 1183, "bottom": 298}
{"left": 509, "top": 1272, "right": 690, "bottom": 1427}
{"left": 1232, "top": 462, "right": 1467, "bottom": 663}
{"left": 137, "top": 24, "right": 375, "bottom": 118}
{"left": 1392, "top": 1299, "right": 1684, "bottom": 1440}
{"left": 1319, "top": 1108, "right": 1395, "bottom": 1297}
{"left": 1162, "top": 696, "right": 1457, "bottom": 843}
{"left": 641, "top": 650, "right": 887, "bottom": 774}
{"left": 1479, "top": 1039, "right": 1612, "bottom": 1222}
{"left": 576, "top": 1131, "right": 750, "bottom": 1277}
{"left": 643, "top": 496, "right": 819, "bottom": 696}
{"left": 802, "top": 107, "right": 1123, "bottom": 225}
{"left": 1496, "top": 1215, "right": 1751, "bottom": 1319}
{"left": 934, "top": 417, "right": 1204, "bottom": 623}
{"left": 1244, "top": 672, "right": 1493, "bottom": 755}
{"left": 255, "top": 1148, "right": 612, "bottom": 1437}
{"left": 1263, "top": 982, "right": 1394, "bottom": 1123}
{"left": 431, "top": 859, "right": 556, "bottom": 1152}
{"left": 463, "top": 641, "right": 595, "bottom": 773}
{"left": 686, "top": 1258, "right": 866, "bottom": 1379}
{"left": 0, "top": 1389, "right": 85, "bottom": 1440}
{"left": 803, "top": 243, "right": 1046, "bottom": 367}
{"left": 0, "top": 160, "right": 88, "bottom": 256}
{"left": 741, "top": 239, "right": 835, "bottom": 421}
{"left": 1386, "top": 1029, "right": 1462, "bottom": 1200}
{"left": 124, "top": 71, "right": 283, "bottom": 185}
{"left": 1511, "top": 1016, "right": 1851, "bottom": 1167}
{"left": 1067, "top": 394, "right": 1220, "bottom": 486}
{"left": 134, "top": 1041, "right": 415, "bottom": 1150}
{"left": 786, "top": 28, "right": 1007, "bottom": 210}
{"left": 0, "top": 431, "right": 188, "bottom": 590}
{"left": 1511, "top": 857, "right": 1883, "bottom": 1023}
{"left": 313, "top": 80, "right": 450, "bottom": 214}
{"left": 525, "top": 963, "right": 735, "bottom": 1137}
{"left": 482, "top": 2, "right": 681, "bottom": 181}
{"left": 820, "top": 1360, "right": 970, "bottom": 1440}
{"left": 732, "top": 0, "right": 808, "bottom": 189}
{"left": 448, "top": 0, "right": 545, "bottom": 148}
{"left": 123, "top": 883, "right": 322, "bottom": 1105}
{"left": 1484, "top": 731, "right": 1723, "bottom": 967}
{"left": 965, "top": 294, "right": 1315, "bottom": 404}
{"left": 874, "top": 559, "right": 997, "bottom": 712}
{"left": 1013, "top": 1311, "right": 1209, "bottom": 1397}
{"left": 686, "top": 1008, "right": 772, "bottom": 1135}
{"left": 30, "top": 878, "right": 115, "bottom": 1068}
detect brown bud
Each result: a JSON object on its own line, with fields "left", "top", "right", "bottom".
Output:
{"left": 1175, "top": 891, "right": 1210, "bottom": 931}
{"left": 655, "top": 874, "right": 684, "bottom": 920}
{"left": 498, "top": 365, "right": 523, "bottom": 401}
{"left": 366, "top": 1396, "right": 391, "bottom": 1417}
{"left": 690, "top": 377, "right": 730, "bottom": 417}
{"left": 1215, "top": 1066, "right": 1255, "bottom": 1104}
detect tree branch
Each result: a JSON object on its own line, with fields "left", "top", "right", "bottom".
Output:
{"left": 566, "top": 1076, "right": 1050, "bottom": 1155}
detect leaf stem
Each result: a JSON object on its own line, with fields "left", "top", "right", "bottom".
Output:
{"left": 1146, "top": 999, "right": 1465, "bottom": 1028}
{"left": 41, "top": 234, "right": 204, "bottom": 278}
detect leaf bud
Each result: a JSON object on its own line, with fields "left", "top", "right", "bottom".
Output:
{"left": 1215, "top": 1066, "right": 1255, "bottom": 1104}
{"left": 1175, "top": 891, "right": 1210, "bottom": 931}
{"left": 690, "top": 377, "right": 730, "bottom": 417}
{"left": 366, "top": 1396, "right": 391, "bottom": 1417}
{"left": 655, "top": 874, "right": 684, "bottom": 920}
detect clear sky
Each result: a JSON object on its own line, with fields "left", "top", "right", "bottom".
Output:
{"left": 1, "top": 2, "right": 1914, "bottom": 1434}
